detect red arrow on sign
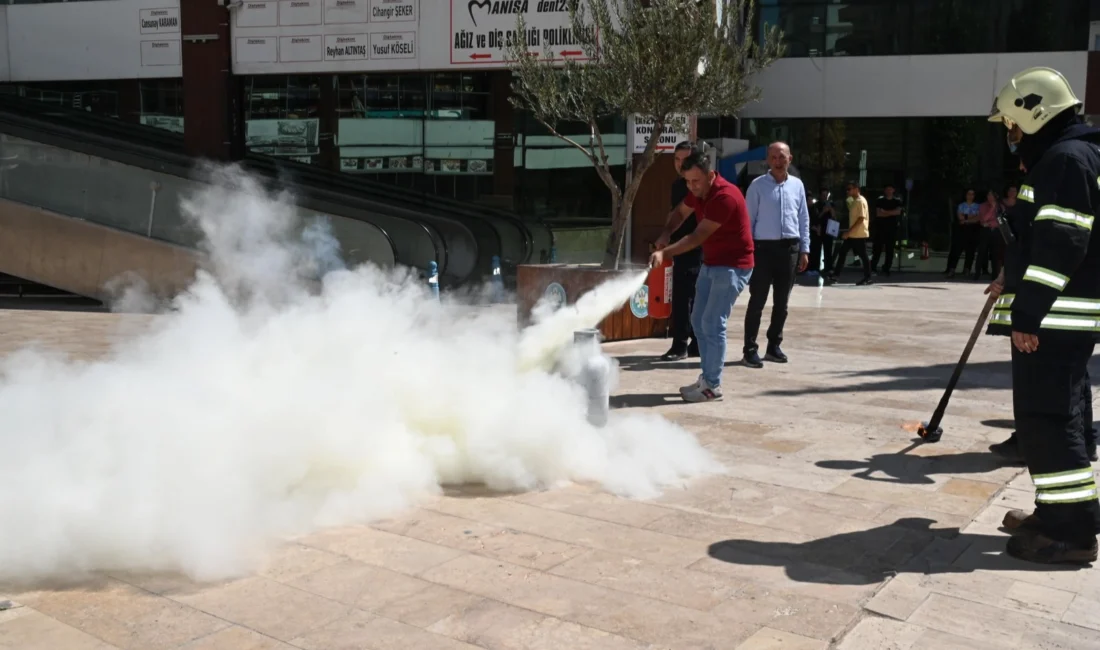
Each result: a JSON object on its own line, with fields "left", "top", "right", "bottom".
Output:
{"left": 470, "top": 53, "right": 491, "bottom": 60}
{"left": 561, "top": 50, "right": 583, "bottom": 56}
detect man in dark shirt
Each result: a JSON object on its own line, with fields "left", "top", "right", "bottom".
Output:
{"left": 659, "top": 141, "right": 703, "bottom": 361}
{"left": 871, "top": 183, "right": 904, "bottom": 276}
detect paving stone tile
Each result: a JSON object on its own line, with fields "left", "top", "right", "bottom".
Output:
{"left": 177, "top": 626, "right": 297, "bottom": 650}
{"left": 0, "top": 610, "right": 118, "bottom": 650}
{"left": 299, "top": 525, "right": 465, "bottom": 575}
{"left": 710, "top": 582, "right": 858, "bottom": 642}
{"left": 834, "top": 616, "right": 924, "bottom": 650}
{"left": 864, "top": 574, "right": 929, "bottom": 620}
{"left": 429, "top": 497, "right": 709, "bottom": 567}
{"left": 1062, "top": 594, "right": 1100, "bottom": 632}
{"left": 291, "top": 609, "right": 481, "bottom": 650}
{"left": 421, "top": 553, "right": 756, "bottom": 649}
{"left": 17, "top": 580, "right": 230, "bottom": 650}
{"left": 370, "top": 507, "right": 587, "bottom": 570}
{"left": 508, "top": 484, "right": 674, "bottom": 527}
{"left": 906, "top": 593, "right": 1034, "bottom": 647}
{"left": 991, "top": 487, "right": 1035, "bottom": 511}
{"left": 287, "top": 560, "right": 431, "bottom": 611}
{"left": 172, "top": 576, "right": 349, "bottom": 642}
{"left": 690, "top": 547, "right": 879, "bottom": 607}
{"left": 373, "top": 584, "right": 485, "bottom": 629}
{"left": 938, "top": 478, "right": 1001, "bottom": 500}
{"left": 735, "top": 627, "right": 826, "bottom": 650}
{"left": 431, "top": 598, "right": 650, "bottom": 650}
{"left": 831, "top": 479, "right": 986, "bottom": 517}
{"left": 549, "top": 548, "right": 740, "bottom": 610}
{"left": 256, "top": 543, "right": 347, "bottom": 584}
{"left": 909, "top": 628, "right": 1004, "bottom": 650}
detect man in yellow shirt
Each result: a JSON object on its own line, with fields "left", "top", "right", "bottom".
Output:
{"left": 826, "top": 181, "right": 873, "bottom": 286}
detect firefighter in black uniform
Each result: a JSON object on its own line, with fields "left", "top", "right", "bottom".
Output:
{"left": 985, "top": 67, "right": 1100, "bottom": 564}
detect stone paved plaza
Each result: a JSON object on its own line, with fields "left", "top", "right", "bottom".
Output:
{"left": 2, "top": 276, "right": 1100, "bottom": 649}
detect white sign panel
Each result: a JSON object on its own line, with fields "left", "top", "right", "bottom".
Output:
{"left": 5, "top": 0, "right": 181, "bottom": 81}
{"left": 139, "top": 7, "right": 180, "bottom": 35}
{"left": 632, "top": 115, "right": 692, "bottom": 154}
{"left": 232, "top": 0, "right": 418, "bottom": 73}
{"left": 449, "top": 0, "right": 596, "bottom": 66}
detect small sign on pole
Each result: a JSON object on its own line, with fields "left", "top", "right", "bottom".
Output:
{"left": 632, "top": 114, "right": 693, "bottom": 154}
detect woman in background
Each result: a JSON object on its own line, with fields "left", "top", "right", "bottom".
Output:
{"left": 974, "top": 189, "right": 1003, "bottom": 280}
{"left": 945, "top": 188, "right": 981, "bottom": 279}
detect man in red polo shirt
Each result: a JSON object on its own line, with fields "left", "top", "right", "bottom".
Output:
{"left": 650, "top": 150, "right": 755, "bottom": 402}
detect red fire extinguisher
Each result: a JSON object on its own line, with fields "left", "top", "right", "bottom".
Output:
{"left": 920, "top": 241, "right": 930, "bottom": 260}
{"left": 647, "top": 256, "right": 674, "bottom": 319}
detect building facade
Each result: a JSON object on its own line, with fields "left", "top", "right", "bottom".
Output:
{"left": 0, "top": 0, "right": 1096, "bottom": 257}
{"left": 738, "top": 0, "right": 1095, "bottom": 249}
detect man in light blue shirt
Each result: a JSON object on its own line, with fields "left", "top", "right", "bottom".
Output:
{"left": 741, "top": 142, "right": 810, "bottom": 368}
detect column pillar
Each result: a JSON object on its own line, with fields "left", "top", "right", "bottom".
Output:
{"left": 180, "top": 2, "right": 243, "bottom": 160}
{"left": 491, "top": 70, "right": 515, "bottom": 208}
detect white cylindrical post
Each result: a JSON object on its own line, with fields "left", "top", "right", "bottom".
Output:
{"left": 574, "top": 328, "right": 609, "bottom": 427}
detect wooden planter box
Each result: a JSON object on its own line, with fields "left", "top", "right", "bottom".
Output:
{"left": 516, "top": 263, "right": 669, "bottom": 342}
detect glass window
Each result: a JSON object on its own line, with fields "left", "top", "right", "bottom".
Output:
{"left": 514, "top": 112, "right": 626, "bottom": 223}
{"left": 0, "top": 81, "right": 120, "bottom": 117}
{"left": 334, "top": 72, "right": 496, "bottom": 201}
{"left": 139, "top": 79, "right": 184, "bottom": 134}
{"left": 757, "top": 1, "right": 827, "bottom": 57}
{"left": 826, "top": 1, "right": 910, "bottom": 57}
{"left": 761, "top": 0, "right": 1090, "bottom": 57}
{"left": 242, "top": 75, "right": 322, "bottom": 164}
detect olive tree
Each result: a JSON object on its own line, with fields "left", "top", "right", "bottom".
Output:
{"left": 507, "top": 0, "right": 784, "bottom": 269}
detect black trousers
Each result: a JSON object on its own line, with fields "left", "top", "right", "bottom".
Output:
{"left": 1012, "top": 336, "right": 1100, "bottom": 545}
{"left": 832, "top": 237, "right": 871, "bottom": 280}
{"left": 669, "top": 260, "right": 699, "bottom": 352}
{"left": 947, "top": 224, "right": 980, "bottom": 274}
{"left": 743, "top": 239, "right": 799, "bottom": 354}
{"left": 809, "top": 232, "right": 834, "bottom": 275}
{"left": 975, "top": 227, "right": 1004, "bottom": 279}
{"left": 871, "top": 217, "right": 898, "bottom": 273}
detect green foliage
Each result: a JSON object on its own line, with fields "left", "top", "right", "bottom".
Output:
{"left": 507, "top": 0, "right": 784, "bottom": 268}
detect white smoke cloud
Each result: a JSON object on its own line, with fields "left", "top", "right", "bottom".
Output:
{"left": 0, "top": 165, "right": 720, "bottom": 586}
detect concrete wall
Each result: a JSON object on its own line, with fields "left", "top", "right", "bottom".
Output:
{"left": 0, "top": 197, "right": 199, "bottom": 302}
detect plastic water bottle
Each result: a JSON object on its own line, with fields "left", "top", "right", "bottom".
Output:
{"left": 428, "top": 261, "right": 439, "bottom": 301}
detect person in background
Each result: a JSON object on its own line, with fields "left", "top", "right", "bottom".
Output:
{"left": 974, "top": 189, "right": 1003, "bottom": 280}
{"left": 827, "top": 181, "right": 872, "bottom": 286}
{"left": 871, "top": 183, "right": 904, "bottom": 277}
{"left": 657, "top": 141, "right": 702, "bottom": 361}
{"left": 650, "top": 151, "right": 754, "bottom": 403}
{"left": 741, "top": 142, "right": 810, "bottom": 367}
{"left": 946, "top": 189, "right": 981, "bottom": 279}
{"left": 809, "top": 189, "right": 836, "bottom": 277}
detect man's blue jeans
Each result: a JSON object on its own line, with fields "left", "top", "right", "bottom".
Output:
{"left": 690, "top": 264, "right": 753, "bottom": 388}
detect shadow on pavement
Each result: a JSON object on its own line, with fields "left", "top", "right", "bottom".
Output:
{"left": 760, "top": 360, "right": 1013, "bottom": 396}
{"left": 609, "top": 393, "right": 683, "bottom": 408}
{"left": 982, "top": 418, "right": 1015, "bottom": 429}
{"left": 706, "top": 517, "right": 1082, "bottom": 586}
{"left": 815, "top": 442, "right": 1018, "bottom": 485}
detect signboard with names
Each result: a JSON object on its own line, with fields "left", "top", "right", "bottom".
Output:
{"left": 232, "top": 0, "right": 417, "bottom": 72}
{"left": 449, "top": 0, "right": 596, "bottom": 66}
{"left": 138, "top": 6, "right": 181, "bottom": 69}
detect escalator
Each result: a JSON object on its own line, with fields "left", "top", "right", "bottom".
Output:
{"left": 0, "top": 94, "right": 553, "bottom": 297}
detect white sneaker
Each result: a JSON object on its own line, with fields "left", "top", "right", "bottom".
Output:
{"left": 679, "top": 374, "right": 705, "bottom": 396}
{"left": 681, "top": 378, "right": 723, "bottom": 403}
